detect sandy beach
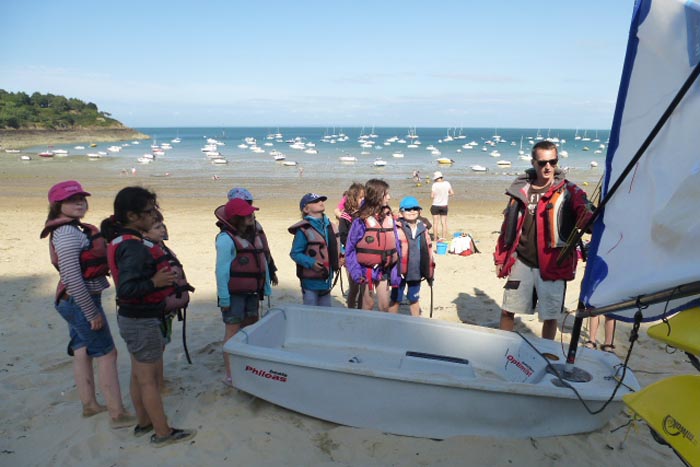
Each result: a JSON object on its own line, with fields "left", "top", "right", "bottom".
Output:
{"left": 0, "top": 167, "right": 686, "bottom": 467}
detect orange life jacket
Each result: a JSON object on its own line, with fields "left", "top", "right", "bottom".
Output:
{"left": 355, "top": 215, "right": 399, "bottom": 269}
{"left": 288, "top": 219, "right": 340, "bottom": 280}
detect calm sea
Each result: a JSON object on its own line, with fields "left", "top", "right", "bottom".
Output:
{"left": 18, "top": 127, "right": 609, "bottom": 186}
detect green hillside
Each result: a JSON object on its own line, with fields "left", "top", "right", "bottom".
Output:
{"left": 0, "top": 90, "right": 125, "bottom": 130}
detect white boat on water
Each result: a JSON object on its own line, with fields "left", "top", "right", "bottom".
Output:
{"left": 20, "top": 155, "right": 31, "bottom": 161}
{"left": 273, "top": 154, "right": 286, "bottom": 161}
{"left": 470, "top": 164, "right": 487, "bottom": 172}
{"left": 392, "top": 152, "right": 404, "bottom": 158}
{"left": 53, "top": 149, "right": 69, "bottom": 156}
{"left": 283, "top": 161, "right": 298, "bottom": 166}
{"left": 339, "top": 156, "right": 358, "bottom": 163}
{"left": 211, "top": 157, "right": 228, "bottom": 165}
{"left": 224, "top": 304, "right": 639, "bottom": 439}
{"left": 86, "top": 153, "right": 103, "bottom": 159}
{"left": 373, "top": 158, "right": 387, "bottom": 167}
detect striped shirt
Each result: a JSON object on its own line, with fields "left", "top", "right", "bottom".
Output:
{"left": 52, "top": 224, "right": 109, "bottom": 321}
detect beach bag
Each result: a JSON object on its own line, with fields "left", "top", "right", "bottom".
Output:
{"left": 449, "top": 234, "right": 478, "bottom": 256}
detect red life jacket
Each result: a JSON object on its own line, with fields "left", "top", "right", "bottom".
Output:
{"left": 107, "top": 234, "right": 176, "bottom": 306}
{"left": 41, "top": 218, "right": 109, "bottom": 303}
{"left": 42, "top": 218, "right": 110, "bottom": 278}
{"left": 159, "top": 243, "right": 194, "bottom": 312}
{"left": 396, "top": 220, "right": 435, "bottom": 279}
{"left": 223, "top": 231, "right": 268, "bottom": 294}
{"left": 355, "top": 215, "right": 399, "bottom": 269}
{"left": 288, "top": 219, "right": 340, "bottom": 280}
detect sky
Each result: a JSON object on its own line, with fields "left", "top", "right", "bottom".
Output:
{"left": 0, "top": 0, "right": 636, "bottom": 129}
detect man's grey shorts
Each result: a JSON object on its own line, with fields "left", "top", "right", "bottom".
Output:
{"left": 501, "top": 259, "right": 566, "bottom": 321}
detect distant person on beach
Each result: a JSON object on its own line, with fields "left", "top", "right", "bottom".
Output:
{"left": 430, "top": 171, "right": 454, "bottom": 241}
{"left": 289, "top": 193, "right": 340, "bottom": 306}
{"left": 337, "top": 182, "right": 365, "bottom": 308}
{"left": 214, "top": 198, "right": 271, "bottom": 386}
{"left": 141, "top": 211, "right": 194, "bottom": 390}
{"left": 345, "top": 179, "right": 401, "bottom": 311}
{"left": 585, "top": 315, "right": 617, "bottom": 353}
{"left": 494, "top": 141, "right": 594, "bottom": 340}
{"left": 41, "top": 180, "right": 134, "bottom": 429}
{"left": 102, "top": 186, "right": 196, "bottom": 446}
{"left": 412, "top": 170, "right": 421, "bottom": 183}
{"left": 226, "top": 187, "right": 278, "bottom": 286}
{"left": 388, "top": 196, "right": 435, "bottom": 316}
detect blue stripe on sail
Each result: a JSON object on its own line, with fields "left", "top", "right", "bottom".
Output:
{"left": 580, "top": 0, "right": 650, "bottom": 309}
{"left": 686, "top": 1, "right": 700, "bottom": 66}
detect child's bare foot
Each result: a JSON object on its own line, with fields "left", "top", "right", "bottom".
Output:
{"left": 82, "top": 404, "right": 107, "bottom": 418}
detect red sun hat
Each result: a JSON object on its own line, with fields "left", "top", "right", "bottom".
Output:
{"left": 48, "top": 180, "right": 91, "bottom": 203}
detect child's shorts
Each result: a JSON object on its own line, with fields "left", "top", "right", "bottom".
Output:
{"left": 390, "top": 280, "right": 422, "bottom": 304}
{"left": 221, "top": 294, "right": 259, "bottom": 325}
{"left": 56, "top": 295, "right": 115, "bottom": 358}
{"left": 117, "top": 315, "right": 164, "bottom": 363}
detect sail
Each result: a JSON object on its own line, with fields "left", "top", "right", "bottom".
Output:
{"left": 580, "top": 0, "right": 700, "bottom": 322}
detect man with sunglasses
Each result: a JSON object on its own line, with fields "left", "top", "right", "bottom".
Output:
{"left": 494, "top": 141, "right": 594, "bottom": 340}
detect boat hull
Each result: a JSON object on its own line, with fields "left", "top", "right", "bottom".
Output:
{"left": 225, "top": 305, "right": 639, "bottom": 439}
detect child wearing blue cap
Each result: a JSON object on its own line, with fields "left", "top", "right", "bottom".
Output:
{"left": 288, "top": 193, "right": 340, "bottom": 306}
{"left": 388, "top": 196, "right": 435, "bottom": 316}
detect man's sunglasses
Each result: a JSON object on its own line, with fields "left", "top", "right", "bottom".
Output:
{"left": 535, "top": 158, "right": 558, "bottom": 167}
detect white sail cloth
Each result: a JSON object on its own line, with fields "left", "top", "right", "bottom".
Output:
{"left": 581, "top": 0, "right": 700, "bottom": 322}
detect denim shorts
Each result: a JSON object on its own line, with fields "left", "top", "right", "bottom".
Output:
{"left": 221, "top": 294, "right": 259, "bottom": 325}
{"left": 390, "top": 280, "right": 422, "bottom": 304}
{"left": 117, "top": 315, "right": 164, "bottom": 363}
{"left": 56, "top": 295, "right": 115, "bottom": 358}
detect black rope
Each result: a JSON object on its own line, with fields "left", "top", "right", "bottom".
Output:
{"left": 178, "top": 308, "right": 192, "bottom": 364}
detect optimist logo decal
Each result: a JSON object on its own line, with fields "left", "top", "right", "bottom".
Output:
{"left": 245, "top": 365, "right": 288, "bottom": 383}
{"left": 663, "top": 415, "right": 696, "bottom": 444}
{"left": 506, "top": 354, "right": 533, "bottom": 377}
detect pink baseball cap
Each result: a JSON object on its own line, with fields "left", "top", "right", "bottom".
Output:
{"left": 224, "top": 198, "right": 259, "bottom": 219}
{"left": 48, "top": 180, "right": 91, "bottom": 203}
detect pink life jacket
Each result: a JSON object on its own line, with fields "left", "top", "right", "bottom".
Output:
{"left": 355, "top": 215, "right": 399, "bottom": 269}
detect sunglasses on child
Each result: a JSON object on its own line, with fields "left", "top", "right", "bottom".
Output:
{"left": 401, "top": 207, "right": 421, "bottom": 212}
{"left": 535, "top": 158, "right": 558, "bottom": 167}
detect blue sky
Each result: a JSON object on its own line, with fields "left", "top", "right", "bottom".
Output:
{"left": 0, "top": 0, "right": 635, "bottom": 128}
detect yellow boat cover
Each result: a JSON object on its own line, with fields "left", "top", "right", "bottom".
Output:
{"left": 624, "top": 375, "right": 700, "bottom": 467}
{"left": 647, "top": 307, "right": 700, "bottom": 355}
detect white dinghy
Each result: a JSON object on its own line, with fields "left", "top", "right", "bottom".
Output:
{"left": 224, "top": 304, "right": 639, "bottom": 439}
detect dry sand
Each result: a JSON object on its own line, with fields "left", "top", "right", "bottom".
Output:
{"left": 0, "top": 169, "right": 686, "bottom": 466}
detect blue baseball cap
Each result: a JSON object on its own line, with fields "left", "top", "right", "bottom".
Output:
{"left": 399, "top": 196, "right": 422, "bottom": 211}
{"left": 227, "top": 187, "right": 253, "bottom": 201}
{"left": 300, "top": 193, "right": 327, "bottom": 211}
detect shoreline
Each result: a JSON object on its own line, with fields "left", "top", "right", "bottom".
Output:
{"left": 0, "top": 128, "right": 151, "bottom": 150}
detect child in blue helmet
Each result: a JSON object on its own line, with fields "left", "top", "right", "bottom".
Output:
{"left": 388, "top": 196, "right": 435, "bottom": 316}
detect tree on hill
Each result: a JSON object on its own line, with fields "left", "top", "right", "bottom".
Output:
{"left": 0, "top": 90, "right": 124, "bottom": 130}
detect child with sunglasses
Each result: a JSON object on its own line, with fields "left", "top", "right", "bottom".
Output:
{"left": 388, "top": 196, "right": 435, "bottom": 316}
{"left": 494, "top": 141, "right": 594, "bottom": 340}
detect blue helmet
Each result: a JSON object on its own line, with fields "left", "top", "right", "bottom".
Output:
{"left": 399, "top": 196, "right": 422, "bottom": 211}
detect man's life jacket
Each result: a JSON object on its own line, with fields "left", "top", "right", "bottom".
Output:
{"left": 288, "top": 220, "right": 340, "bottom": 280}
{"left": 396, "top": 221, "right": 434, "bottom": 280}
{"left": 355, "top": 215, "right": 399, "bottom": 269}
{"left": 41, "top": 219, "right": 110, "bottom": 303}
{"left": 108, "top": 234, "right": 182, "bottom": 308}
